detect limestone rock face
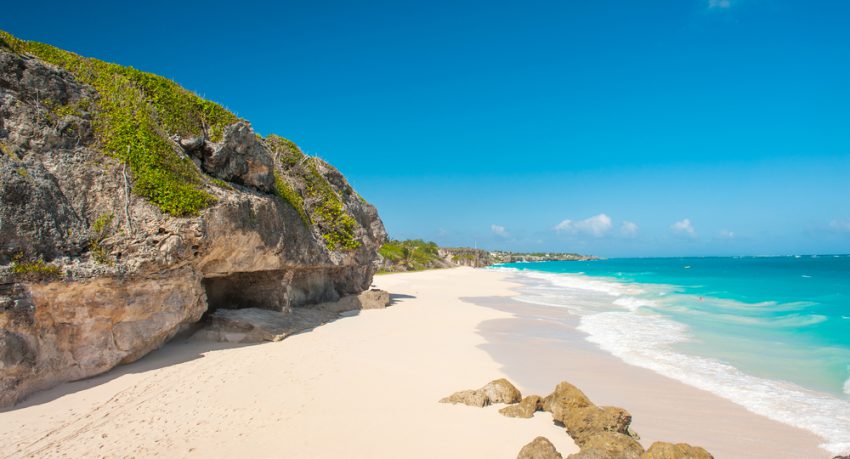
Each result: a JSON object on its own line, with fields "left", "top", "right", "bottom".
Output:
{"left": 517, "top": 437, "right": 563, "bottom": 459}
{"left": 640, "top": 442, "right": 714, "bottom": 459}
{"left": 1, "top": 270, "right": 206, "bottom": 402}
{"left": 196, "top": 122, "right": 275, "bottom": 192}
{"left": 440, "top": 378, "right": 522, "bottom": 407}
{"left": 0, "top": 161, "right": 88, "bottom": 261}
{"left": 500, "top": 395, "right": 544, "bottom": 418}
{"left": 0, "top": 39, "right": 386, "bottom": 406}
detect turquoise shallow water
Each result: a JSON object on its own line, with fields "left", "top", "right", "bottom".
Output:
{"left": 497, "top": 255, "right": 850, "bottom": 454}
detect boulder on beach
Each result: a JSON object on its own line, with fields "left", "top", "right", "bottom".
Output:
{"left": 439, "top": 378, "right": 522, "bottom": 407}
{"left": 567, "top": 431, "right": 645, "bottom": 459}
{"left": 315, "top": 289, "right": 391, "bottom": 313}
{"left": 481, "top": 378, "right": 523, "bottom": 404}
{"left": 500, "top": 395, "right": 544, "bottom": 418}
{"left": 640, "top": 442, "right": 714, "bottom": 459}
{"left": 563, "top": 405, "right": 633, "bottom": 446}
{"left": 543, "top": 381, "right": 594, "bottom": 422}
{"left": 439, "top": 389, "right": 489, "bottom": 407}
{"left": 517, "top": 436, "right": 563, "bottom": 459}
{"left": 541, "top": 380, "right": 635, "bottom": 447}
{"left": 191, "top": 307, "right": 340, "bottom": 343}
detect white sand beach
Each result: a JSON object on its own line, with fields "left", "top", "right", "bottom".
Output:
{"left": 0, "top": 268, "right": 829, "bottom": 458}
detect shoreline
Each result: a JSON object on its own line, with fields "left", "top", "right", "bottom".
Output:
{"left": 0, "top": 268, "right": 833, "bottom": 458}
{"left": 484, "top": 263, "right": 850, "bottom": 456}
{"left": 467, "top": 294, "right": 829, "bottom": 458}
{"left": 0, "top": 268, "right": 578, "bottom": 458}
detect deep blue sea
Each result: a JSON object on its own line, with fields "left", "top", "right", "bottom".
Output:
{"left": 496, "top": 255, "right": 850, "bottom": 454}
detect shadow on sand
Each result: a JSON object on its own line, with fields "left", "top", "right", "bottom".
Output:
{"left": 4, "top": 292, "right": 419, "bottom": 413}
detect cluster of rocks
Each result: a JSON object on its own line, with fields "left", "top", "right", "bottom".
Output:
{"left": 440, "top": 378, "right": 713, "bottom": 459}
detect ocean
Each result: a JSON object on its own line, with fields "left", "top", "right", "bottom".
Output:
{"left": 496, "top": 255, "right": 850, "bottom": 454}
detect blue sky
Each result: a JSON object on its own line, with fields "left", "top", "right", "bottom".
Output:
{"left": 4, "top": 0, "right": 849, "bottom": 256}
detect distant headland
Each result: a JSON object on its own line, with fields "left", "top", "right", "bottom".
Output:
{"left": 377, "top": 239, "right": 596, "bottom": 272}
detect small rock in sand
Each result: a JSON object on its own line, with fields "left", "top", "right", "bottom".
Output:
{"left": 439, "top": 378, "right": 522, "bottom": 407}
{"left": 481, "top": 378, "right": 522, "bottom": 404}
{"left": 640, "top": 441, "right": 714, "bottom": 459}
{"left": 517, "top": 436, "right": 563, "bottom": 459}
{"left": 439, "top": 389, "right": 489, "bottom": 407}
{"left": 567, "top": 431, "right": 644, "bottom": 459}
{"left": 500, "top": 395, "right": 543, "bottom": 418}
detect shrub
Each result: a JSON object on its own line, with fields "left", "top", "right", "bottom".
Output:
{"left": 10, "top": 253, "right": 62, "bottom": 279}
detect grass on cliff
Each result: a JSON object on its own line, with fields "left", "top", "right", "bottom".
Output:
{"left": 1, "top": 30, "right": 364, "bottom": 252}
{"left": 89, "top": 212, "right": 114, "bottom": 264}
{"left": 10, "top": 253, "right": 62, "bottom": 280}
{"left": 304, "top": 159, "right": 360, "bottom": 251}
{"left": 266, "top": 135, "right": 360, "bottom": 251}
{"left": 0, "top": 30, "right": 239, "bottom": 216}
{"left": 379, "top": 239, "right": 442, "bottom": 271}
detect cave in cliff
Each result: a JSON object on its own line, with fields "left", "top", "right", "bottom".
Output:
{"left": 202, "top": 270, "right": 289, "bottom": 314}
{"left": 201, "top": 268, "right": 346, "bottom": 316}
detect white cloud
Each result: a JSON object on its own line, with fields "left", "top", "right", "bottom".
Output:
{"left": 555, "top": 214, "right": 613, "bottom": 237}
{"left": 718, "top": 229, "right": 735, "bottom": 239}
{"left": 671, "top": 218, "right": 697, "bottom": 237}
{"left": 491, "top": 224, "right": 509, "bottom": 237}
{"left": 708, "top": 0, "right": 731, "bottom": 8}
{"left": 620, "top": 221, "right": 639, "bottom": 237}
{"left": 830, "top": 220, "right": 850, "bottom": 232}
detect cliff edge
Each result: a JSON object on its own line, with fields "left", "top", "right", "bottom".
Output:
{"left": 0, "top": 31, "right": 386, "bottom": 406}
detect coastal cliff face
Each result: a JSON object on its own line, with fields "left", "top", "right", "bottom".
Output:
{"left": 376, "top": 239, "right": 595, "bottom": 273}
{"left": 377, "top": 240, "right": 493, "bottom": 272}
{"left": 0, "top": 32, "right": 386, "bottom": 406}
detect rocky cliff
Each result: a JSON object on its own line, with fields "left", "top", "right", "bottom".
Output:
{"left": 0, "top": 31, "right": 386, "bottom": 406}
{"left": 377, "top": 240, "right": 595, "bottom": 272}
{"left": 377, "top": 240, "right": 492, "bottom": 272}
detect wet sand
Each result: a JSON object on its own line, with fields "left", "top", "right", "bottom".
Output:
{"left": 469, "top": 295, "right": 830, "bottom": 458}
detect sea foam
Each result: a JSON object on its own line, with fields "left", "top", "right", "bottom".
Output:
{"left": 845, "top": 371, "right": 850, "bottom": 396}
{"left": 510, "top": 269, "right": 850, "bottom": 455}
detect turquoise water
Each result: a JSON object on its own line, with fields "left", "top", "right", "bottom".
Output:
{"left": 497, "top": 255, "right": 850, "bottom": 454}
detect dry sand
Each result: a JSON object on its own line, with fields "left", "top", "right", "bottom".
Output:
{"left": 0, "top": 268, "right": 576, "bottom": 458}
{"left": 0, "top": 268, "right": 830, "bottom": 458}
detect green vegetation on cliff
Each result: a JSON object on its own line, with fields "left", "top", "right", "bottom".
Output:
{"left": 1, "top": 30, "right": 365, "bottom": 252}
{"left": 1, "top": 30, "right": 236, "bottom": 216}
{"left": 304, "top": 160, "right": 360, "bottom": 251}
{"left": 267, "top": 135, "right": 360, "bottom": 251}
{"left": 10, "top": 253, "right": 62, "bottom": 279}
{"left": 378, "top": 239, "right": 442, "bottom": 271}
